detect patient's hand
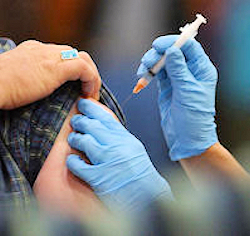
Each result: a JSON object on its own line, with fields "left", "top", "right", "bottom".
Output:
{"left": 0, "top": 40, "right": 101, "bottom": 109}
{"left": 33, "top": 98, "right": 116, "bottom": 219}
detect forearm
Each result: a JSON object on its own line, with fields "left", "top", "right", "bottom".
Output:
{"left": 180, "top": 142, "right": 250, "bottom": 190}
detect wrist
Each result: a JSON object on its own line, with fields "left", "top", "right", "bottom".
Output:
{"left": 99, "top": 169, "right": 173, "bottom": 214}
{"left": 170, "top": 128, "right": 218, "bottom": 161}
{"left": 164, "top": 107, "right": 218, "bottom": 161}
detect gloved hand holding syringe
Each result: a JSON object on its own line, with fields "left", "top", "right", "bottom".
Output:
{"left": 133, "top": 14, "right": 207, "bottom": 94}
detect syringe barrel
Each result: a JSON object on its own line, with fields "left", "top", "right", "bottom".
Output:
{"left": 149, "top": 14, "right": 206, "bottom": 76}
{"left": 151, "top": 54, "right": 167, "bottom": 75}
{"left": 174, "top": 14, "right": 207, "bottom": 48}
{"left": 141, "top": 14, "right": 207, "bottom": 88}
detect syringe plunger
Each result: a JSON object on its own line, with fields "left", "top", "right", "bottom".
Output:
{"left": 133, "top": 14, "right": 207, "bottom": 94}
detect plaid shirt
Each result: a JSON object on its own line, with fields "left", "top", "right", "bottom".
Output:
{"left": 0, "top": 38, "right": 125, "bottom": 209}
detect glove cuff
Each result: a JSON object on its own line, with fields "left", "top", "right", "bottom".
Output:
{"left": 170, "top": 129, "right": 218, "bottom": 161}
{"left": 99, "top": 170, "right": 174, "bottom": 214}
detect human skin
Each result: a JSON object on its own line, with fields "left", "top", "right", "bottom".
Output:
{"left": 0, "top": 40, "right": 101, "bottom": 109}
{"left": 33, "top": 98, "right": 118, "bottom": 219}
{"left": 180, "top": 143, "right": 250, "bottom": 190}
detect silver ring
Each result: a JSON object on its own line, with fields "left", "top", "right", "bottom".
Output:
{"left": 61, "top": 49, "right": 80, "bottom": 60}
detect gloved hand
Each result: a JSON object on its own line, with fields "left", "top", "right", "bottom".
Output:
{"left": 67, "top": 99, "right": 173, "bottom": 213}
{"left": 137, "top": 35, "right": 218, "bottom": 161}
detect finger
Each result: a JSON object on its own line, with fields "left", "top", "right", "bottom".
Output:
{"left": 58, "top": 58, "right": 94, "bottom": 82}
{"left": 152, "top": 35, "right": 179, "bottom": 54}
{"left": 79, "top": 51, "right": 102, "bottom": 100}
{"left": 136, "top": 35, "right": 181, "bottom": 79}
{"left": 78, "top": 51, "right": 98, "bottom": 72}
{"left": 165, "top": 46, "right": 216, "bottom": 112}
{"left": 70, "top": 114, "right": 109, "bottom": 143}
{"left": 137, "top": 49, "right": 163, "bottom": 78}
{"left": 58, "top": 59, "right": 101, "bottom": 100}
{"left": 81, "top": 75, "right": 101, "bottom": 101}
{"left": 181, "top": 39, "right": 208, "bottom": 63}
{"left": 77, "top": 99, "right": 125, "bottom": 130}
{"left": 68, "top": 133, "right": 103, "bottom": 164}
{"left": 150, "top": 38, "right": 173, "bottom": 113}
{"left": 137, "top": 63, "right": 148, "bottom": 78}
{"left": 153, "top": 35, "right": 209, "bottom": 63}
{"left": 165, "top": 46, "right": 195, "bottom": 88}
{"left": 66, "top": 154, "right": 94, "bottom": 183}
{"left": 141, "top": 48, "right": 162, "bottom": 69}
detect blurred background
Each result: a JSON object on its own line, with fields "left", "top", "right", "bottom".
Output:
{"left": 0, "top": 0, "right": 250, "bottom": 196}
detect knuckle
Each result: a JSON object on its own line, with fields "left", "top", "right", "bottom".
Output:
{"left": 152, "top": 36, "right": 166, "bottom": 47}
{"left": 19, "top": 40, "right": 42, "bottom": 49}
{"left": 141, "top": 49, "right": 157, "bottom": 65}
{"left": 152, "top": 35, "right": 178, "bottom": 51}
{"left": 24, "top": 40, "right": 40, "bottom": 45}
{"left": 74, "top": 117, "right": 87, "bottom": 129}
{"left": 72, "top": 118, "right": 81, "bottom": 129}
{"left": 77, "top": 58, "right": 87, "bottom": 68}
{"left": 61, "top": 45, "right": 74, "bottom": 51}
{"left": 210, "top": 63, "right": 218, "bottom": 79}
{"left": 80, "top": 51, "right": 92, "bottom": 61}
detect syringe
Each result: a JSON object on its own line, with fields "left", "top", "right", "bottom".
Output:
{"left": 133, "top": 14, "right": 207, "bottom": 94}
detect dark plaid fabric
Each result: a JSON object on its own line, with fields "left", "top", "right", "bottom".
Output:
{"left": 0, "top": 38, "right": 125, "bottom": 208}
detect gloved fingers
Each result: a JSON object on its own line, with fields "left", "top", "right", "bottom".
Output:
{"left": 137, "top": 35, "right": 179, "bottom": 78}
{"left": 141, "top": 49, "right": 162, "bottom": 69}
{"left": 77, "top": 99, "right": 125, "bottom": 131}
{"left": 152, "top": 35, "right": 212, "bottom": 71}
{"left": 152, "top": 35, "right": 207, "bottom": 63}
{"left": 137, "top": 64, "right": 148, "bottom": 78}
{"left": 66, "top": 154, "right": 94, "bottom": 183}
{"left": 137, "top": 49, "right": 162, "bottom": 78}
{"left": 187, "top": 55, "right": 218, "bottom": 81}
{"left": 180, "top": 39, "right": 208, "bottom": 63}
{"left": 70, "top": 114, "right": 109, "bottom": 144}
{"left": 68, "top": 133, "right": 103, "bottom": 164}
{"left": 152, "top": 35, "right": 179, "bottom": 54}
{"left": 165, "top": 46, "right": 195, "bottom": 87}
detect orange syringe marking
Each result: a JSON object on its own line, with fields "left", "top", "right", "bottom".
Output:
{"left": 133, "top": 14, "right": 207, "bottom": 94}
{"left": 133, "top": 78, "right": 150, "bottom": 94}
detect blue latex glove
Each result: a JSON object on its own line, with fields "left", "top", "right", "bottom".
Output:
{"left": 137, "top": 35, "right": 218, "bottom": 161}
{"left": 67, "top": 99, "right": 173, "bottom": 213}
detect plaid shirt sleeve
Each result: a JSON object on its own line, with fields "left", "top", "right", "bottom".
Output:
{"left": 0, "top": 38, "right": 126, "bottom": 209}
